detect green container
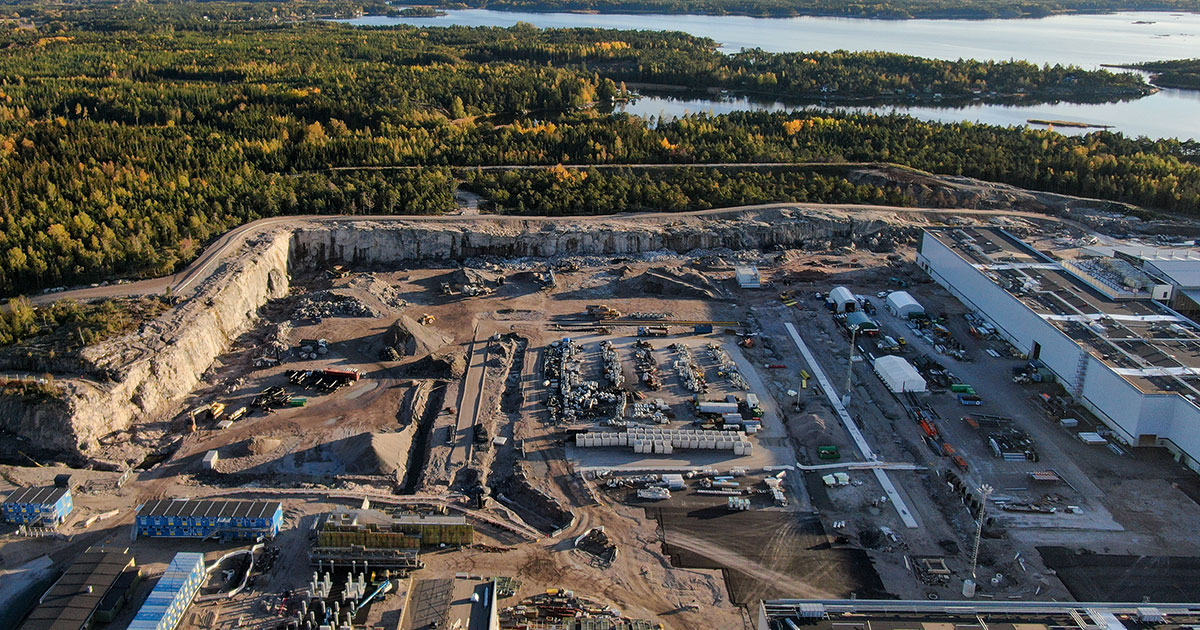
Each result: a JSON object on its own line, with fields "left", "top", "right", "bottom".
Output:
{"left": 289, "top": 398, "right": 307, "bottom": 407}
{"left": 950, "top": 384, "right": 976, "bottom": 394}
{"left": 818, "top": 445, "right": 841, "bottom": 460}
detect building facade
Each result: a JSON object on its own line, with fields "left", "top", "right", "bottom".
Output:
{"left": 135, "top": 499, "right": 283, "bottom": 540}
{"left": 127, "top": 552, "right": 206, "bottom": 630}
{"left": 918, "top": 228, "right": 1200, "bottom": 472}
{"left": 2, "top": 486, "right": 73, "bottom": 526}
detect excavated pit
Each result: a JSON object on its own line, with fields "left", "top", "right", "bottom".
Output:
{"left": 0, "top": 207, "right": 921, "bottom": 465}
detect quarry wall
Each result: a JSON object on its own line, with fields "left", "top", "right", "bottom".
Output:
{"left": 289, "top": 209, "right": 902, "bottom": 265}
{"left": 2, "top": 208, "right": 908, "bottom": 464}
{"left": 1, "top": 231, "right": 293, "bottom": 463}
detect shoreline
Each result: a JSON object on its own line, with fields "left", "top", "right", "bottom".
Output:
{"left": 379, "top": 5, "right": 1200, "bottom": 22}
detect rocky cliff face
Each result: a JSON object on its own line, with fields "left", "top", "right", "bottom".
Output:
{"left": 290, "top": 207, "right": 901, "bottom": 266}
{"left": 0, "top": 230, "right": 292, "bottom": 463}
{"left": 3, "top": 207, "right": 908, "bottom": 465}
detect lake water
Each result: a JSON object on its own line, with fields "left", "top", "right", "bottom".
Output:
{"left": 344, "top": 10, "right": 1200, "bottom": 140}
{"left": 616, "top": 89, "right": 1200, "bottom": 140}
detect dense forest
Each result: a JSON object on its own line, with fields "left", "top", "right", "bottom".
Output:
{"left": 420, "top": 0, "right": 1200, "bottom": 19}
{"left": 463, "top": 165, "right": 914, "bottom": 214}
{"left": 1125, "top": 59, "right": 1200, "bottom": 90}
{"left": 0, "top": 5, "right": 1197, "bottom": 297}
{"left": 470, "top": 34, "right": 1152, "bottom": 103}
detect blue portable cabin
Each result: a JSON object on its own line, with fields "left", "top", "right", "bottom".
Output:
{"left": 127, "top": 552, "right": 206, "bottom": 630}
{"left": 2, "top": 486, "right": 73, "bottom": 526}
{"left": 135, "top": 499, "right": 283, "bottom": 540}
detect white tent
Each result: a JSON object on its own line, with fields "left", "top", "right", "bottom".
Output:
{"left": 829, "top": 286, "right": 857, "bottom": 313}
{"left": 873, "top": 355, "right": 927, "bottom": 393}
{"left": 885, "top": 290, "right": 925, "bottom": 318}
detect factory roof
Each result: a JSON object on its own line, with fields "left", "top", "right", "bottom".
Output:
{"left": 4, "top": 486, "right": 69, "bottom": 506}
{"left": 928, "top": 227, "right": 1200, "bottom": 397}
{"left": 137, "top": 499, "right": 280, "bottom": 520}
{"left": 760, "top": 604, "right": 1200, "bottom": 630}
{"left": 18, "top": 547, "right": 136, "bottom": 630}
{"left": 1144, "top": 258, "right": 1200, "bottom": 289}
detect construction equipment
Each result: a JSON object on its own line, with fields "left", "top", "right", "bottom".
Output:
{"left": 206, "top": 403, "right": 226, "bottom": 420}
{"left": 419, "top": 314, "right": 435, "bottom": 325}
{"left": 587, "top": 304, "right": 622, "bottom": 320}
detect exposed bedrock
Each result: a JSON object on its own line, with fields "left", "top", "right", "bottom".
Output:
{"left": 1, "top": 231, "right": 292, "bottom": 463}
{"left": 289, "top": 208, "right": 902, "bottom": 265}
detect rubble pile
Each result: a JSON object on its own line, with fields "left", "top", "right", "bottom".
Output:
{"left": 620, "top": 266, "right": 725, "bottom": 299}
{"left": 293, "top": 290, "right": 381, "bottom": 319}
{"left": 348, "top": 273, "right": 409, "bottom": 310}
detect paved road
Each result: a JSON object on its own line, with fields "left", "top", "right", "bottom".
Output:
{"left": 31, "top": 200, "right": 1085, "bottom": 306}
{"left": 448, "top": 325, "right": 489, "bottom": 476}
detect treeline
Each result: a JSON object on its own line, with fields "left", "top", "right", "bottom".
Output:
{"left": 0, "top": 8, "right": 1196, "bottom": 296}
{"left": 1125, "top": 59, "right": 1200, "bottom": 90}
{"left": 426, "top": 0, "right": 1200, "bottom": 19}
{"left": 463, "top": 165, "right": 914, "bottom": 214}
{"left": 0, "top": 0, "right": 389, "bottom": 27}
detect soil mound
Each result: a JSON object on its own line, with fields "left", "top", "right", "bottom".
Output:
{"left": 621, "top": 266, "right": 725, "bottom": 299}
{"left": 451, "top": 267, "right": 501, "bottom": 287}
{"left": 337, "top": 432, "right": 411, "bottom": 476}
{"left": 397, "top": 348, "right": 467, "bottom": 379}
{"left": 384, "top": 315, "right": 452, "bottom": 357}
{"left": 249, "top": 436, "right": 282, "bottom": 455}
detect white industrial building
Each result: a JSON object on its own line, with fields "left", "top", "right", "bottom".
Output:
{"left": 735, "top": 265, "right": 762, "bottom": 289}
{"left": 873, "top": 355, "right": 927, "bottom": 393}
{"left": 918, "top": 227, "right": 1200, "bottom": 472}
{"left": 828, "top": 286, "right": 858, "bottom": 313}
{"left": 884, "top": 290, "right": 925, "bottom": 319}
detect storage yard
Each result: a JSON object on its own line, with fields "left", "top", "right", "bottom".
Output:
{"left": 5, "top": 206, "right": 1200, "bottom": 629}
